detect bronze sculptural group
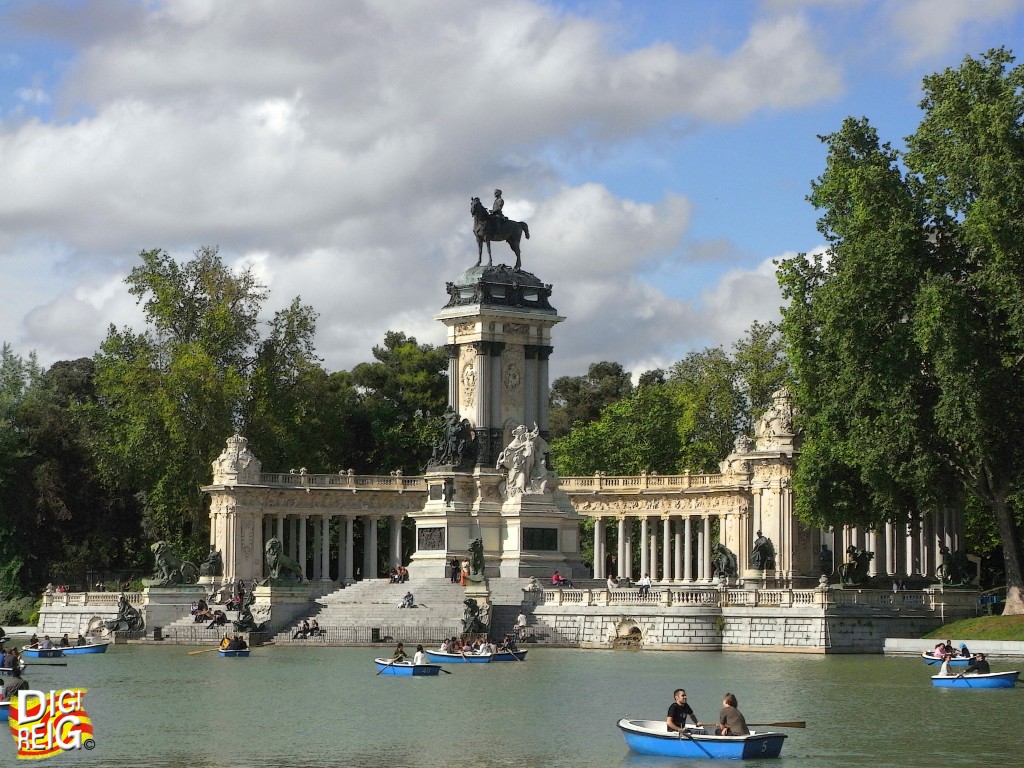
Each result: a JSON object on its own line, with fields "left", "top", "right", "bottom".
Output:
{"left": 146, "top": 541, "right": 200, "bottom": 587}
{"left": 837, "top": 545, "right": 874, "bottom": 586}
{"left": 713, "top": 543, "right": 739, "bottom": 578}
{"left": 105, "top": 594, "right": 145, "bottom": 633}
{"left": 750, "top": 531, "right": 775, "bottom": 571}
{"left": 263, "top": 537, "right": 304, "bottom": 584}
{"left": 470, "top": 193, "right": 530, "bottom": 270}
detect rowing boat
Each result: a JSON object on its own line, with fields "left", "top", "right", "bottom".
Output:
{"left": 930, "top": 670, "right": 1019, "bottom": 688}
{"left": 373, "top": 658, "right": 442, "bottom": 676}
{"left": 617, "top": 718, "right": 786, "bottom": 760}
{"left": 490, "top": 650, "right": 527, "bottom": 662}
{"left": 921, "top": 651, "right": 970, "bottom": 667}
{"left": 218, "top": 648, "right": 250, "bottom": 658}
{"left": 61, "top": 641, "right": 112, "bottom": 656}
{"left": 425, "top": 650, "right": 492, "bottom": 663}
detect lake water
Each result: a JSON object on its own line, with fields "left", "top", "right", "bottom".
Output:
{"left": 7, "top": 645, "right": 1023, "bottom": 767}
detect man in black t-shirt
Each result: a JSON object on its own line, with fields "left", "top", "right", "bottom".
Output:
{"left": 967, "top": 653, "right": 990, "bottom": 674}
{"left": 666, "top": 689, "right": 700, "bottom": 733}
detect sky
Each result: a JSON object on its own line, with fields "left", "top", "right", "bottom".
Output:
{"left": 1, "top": 0, "right": 1023, "bottom": 380}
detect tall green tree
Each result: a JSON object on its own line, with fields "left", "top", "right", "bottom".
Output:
{"left": 549, "top": 361, "right": 634, "bottom": 438}
{"left": 779, "top": 49, "right": 1024, "bottom": 613}
{"left": 350, "top": 331, "right": 447, "bottom": 473}
{"left": 88, "top": 247, "right": 316, "bottom": 556}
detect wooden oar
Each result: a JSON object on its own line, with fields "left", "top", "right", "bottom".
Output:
{"left": 377, "top": 657, "right": 399, "bottom": 675}
{"left": 435, "top": 666, "right": 452, "bottom": 674}
{"left": 747, "top": 721, "right": 806, "bottom": 728}
{"left": 679, "top": 729, "right": 713, "bottom": 758}
{"left": 187, "top": 647, "right": 221, "bottom": 656}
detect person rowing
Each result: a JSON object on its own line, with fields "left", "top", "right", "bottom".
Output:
{"left": 666, "top": 689, "right": 701, "bottom": 733}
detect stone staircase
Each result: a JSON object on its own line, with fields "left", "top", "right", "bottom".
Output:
{"left": 274, "top": 578, "right": 467, "bottom": 645}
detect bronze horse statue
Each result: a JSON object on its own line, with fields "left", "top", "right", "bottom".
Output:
{"left": 471, "top": 197, "right": 530, "bottom": 270}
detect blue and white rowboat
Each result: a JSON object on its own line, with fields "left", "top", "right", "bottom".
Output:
{"left": 20, "top": 647, "right": 64, "bottom": 659}
{"left": 425, "top": 650, "right": 492, "bottom": 664}
{"left": 60, "top": 641, "right": 112, "bottom": 656}
{"left": 617, "top": 719, "right": 787, "bottom": 760}
{"left": 218, "top": 648, "right": 250, "bottom": 658}
{"left": 931, "top": 670, "right": 1019, "bottom": 688}
{"left": 921, "top": 652, "right": 970, "bottom": 667}
{"left": 373, "top": 658, "right": 442, "bottom": 676}
{"left": 491, "top": 650, "right": 527, "bottom": 662}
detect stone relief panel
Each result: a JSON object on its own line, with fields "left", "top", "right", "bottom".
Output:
{"left": 501, "top": 346, "right": 524, "bottom": 408}
{"left": 418, "top": 527, "right": 446, "bottom": 551}
{"left": 459, "top": 345, "right": 477, "bottom": 413}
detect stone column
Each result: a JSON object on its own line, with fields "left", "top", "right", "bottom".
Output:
{"left": 312, "top": 516, "right": 322, "bottom": 580}
{"left": 321, "top": 515, "right": 331, "bottom": 582}
{"left": 684, "top": 516, "right": 693, "bottom": 582}
{"left": 537, "top": 347, "right": 553, "bottom": 434}
{"left": 593, "top": 519, "right": 606, "bottom": 579}
{"left": 905, "top": 519, "right": 916, "bottom": 576}
{"left": 702, "top": 515, "right": 712, "bottom": 582}
{"left": 335, "top": 516, "right": 345, "bottom": 584}
{"left": 673, "top": 518, "right": 683, "bottom": 582}
{"left": 344, "top": 516, "right": 355, "bottom": 582}
{"left": 623, "top": 518, "right": 633, "bottom": 581}
{"left": 289, "top": 517, "right": 299, "bottom": 562}
{"left": 639, "top": 516, "right": 649, "bottom": 578}
{"left": 298, "top": 515, "right": 308, "bottom": 582}
{"left": 662, "top": 517, "right": 671, "bottom": 584}
{"left": 617, "top": 518, "right": 626, "bottom": 581}
{"left": 275, "top": 514, "right": 285, "bottom": 545}
{"left": 649, "top": 520, "right": 659, "bottom": 581}
{"left": 867, "top": 529, "right": 878, "bottom": 577}
{"left": 263, "top": 516, "right": 272, "bottom": 549}
{"left": 390, "top": 514, "right": 403, "bottom": 569}
{"left": 363, "top": 515, "right": 379, "bottom": 580}
{"left": 884, "top": 522, "right": 894, "bottom": 576}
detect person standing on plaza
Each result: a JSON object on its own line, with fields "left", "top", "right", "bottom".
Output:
{"left": 450, "top": 556, "right": 460, "bottom": 583}
{"left": 717, "top": 693, "right": 749, "bottom": 736}
{"left": 666, "top": 689, "right": 700, "bottom": 733}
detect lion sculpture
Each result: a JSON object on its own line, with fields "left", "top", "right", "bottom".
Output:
{"left": 263, "top": 537, "right": 304, "bottom": 584}
{"left": 147, "top": 541, "right": 199, "bottom": 587}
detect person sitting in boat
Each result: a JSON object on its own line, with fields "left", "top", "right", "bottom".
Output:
{"left": 967, "top": 653, "right": 990, "bottom": 674}
{"left": 717, "top": 693, "right": 750, "bottom": 736}
{"left": 937, "top": 653, "right": 954, "bottom": 677}
{"left": 220, "top": 635, "right": 232, "bottom": 650}
{"left": 38, "top": 636, "right": 54, "bottom": 650}
{"left": 2, "top": 671, "right": 28, "bottom": 701}
{"left": 58, "top": 634, "right": 70, "bottom": 648}
{"left": 226, "top": 635, "right": 248, "bottom": 651}
{"left": 293, "top": 619, "right": 310, "bottom": 639}
{"left": 931, "top": 642, "right": 945, "bottom": 658}
{"left": 27, "top": 634, "right": 38, "bottom": 648}
{"left": 76, "top": 634, "right": 87, "bottom": 647}
{"left": 391, "top": 642, "right": 407, "bottom": 662}
{"left": 958, "top": 642, "right": 972, "bottom": 658}
{"left": 413, "top": 645, "right": 427, "bottom": 665}
{"left": 942, "top": 639, "right": 954, "bottom": 655}
{"left": 399, "top": 592, "right": 415, "bottom": 609}
{"left": 666, "top": 689, "right": 700, "bottom": 734}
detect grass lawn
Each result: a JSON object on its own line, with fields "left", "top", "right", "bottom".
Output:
{"left": 923, "top": 615, "right": 1024, "bottom": 641}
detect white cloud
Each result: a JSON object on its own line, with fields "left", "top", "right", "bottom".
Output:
{"left": 0, "top": 1, "right": 840, "bottom": 377}
{"left": 886, "top": 0, "right": 1021, "bottom": 65}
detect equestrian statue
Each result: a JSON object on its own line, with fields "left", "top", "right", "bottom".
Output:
{"left": 470, "top": 190, "right": 530, "bottom": 270}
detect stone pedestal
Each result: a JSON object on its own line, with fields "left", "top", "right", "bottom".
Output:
{"left": 142, "top": 585, "right": 210, "bottom": 630}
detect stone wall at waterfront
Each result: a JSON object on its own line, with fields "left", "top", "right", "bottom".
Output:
{"left": 529, "top": 585, "right": 973, "bottom": 653}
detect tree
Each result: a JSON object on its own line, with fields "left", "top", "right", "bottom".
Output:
{"left": 779, "top": 49, "right": 1024, "bottom": 613}
{"left": 350, "top": 331, "right": 447, "bottom": 473}
{"left": 88, "top": 247, "right": 314, "bottom": 556}
{"left": 549, "top": 361, "right": 634, "bottom": 438}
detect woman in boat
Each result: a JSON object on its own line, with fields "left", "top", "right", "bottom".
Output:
{"left": 717, "top": 693, "right": 749, "bottom": 736}
{"left": 938, "top": 653, "right": 954, "bottom": 677}
{"left": 413, "top": 645, "right": 427, "bottom": 665}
